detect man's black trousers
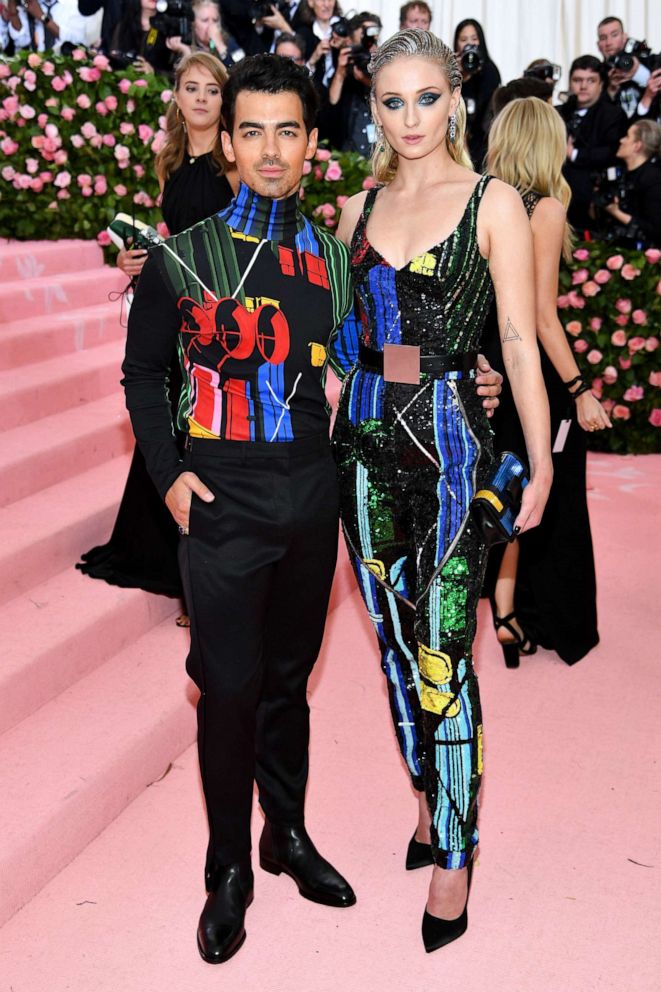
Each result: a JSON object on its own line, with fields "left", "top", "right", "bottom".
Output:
{"left": 178, "top": 434, "right": 339, "bottom": 891}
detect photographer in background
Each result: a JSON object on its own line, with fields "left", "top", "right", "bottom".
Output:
{"left": 399, "top": 1, "right": 431, "bottom": 31}
{"left": 557, "top": 55, "right": 627, "bottom": 236}
{"left": 597, "top": 16, "right": 655, "bottom": 119}
{"left": 453, "top": 18, "right": 501, "bottom": 168}
{"left": 273, "top": 29, "right": 305, "bottom": 64}
{"left": 21, "top": 0, "right": 90, "bottom": 50}
{"left": 2, "top": 0, "right": 32, "bottom": 52}
{"left": 217, "top": 1, "right": 303, "bottom": 56}
{"left": 635, "top": 65, "right": 661, "bottom": 123}
{"left": 321, "top": 10, "right": 380, "bottom": 155}
{"left": 297, "top": 0, "right": 343, "bottom": 88}
{"left": 166, "top": 0, "right": 234, "bottom": 67}
{"left": 110, "top": 0, "right": 174, "bottom": 74}
{"left": 78, "top": 0, "right": 123, "bottom": 53}
{"left": 596, "top": 120, "right": 661, "bottom": 248}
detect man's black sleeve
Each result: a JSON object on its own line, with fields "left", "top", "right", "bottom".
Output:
{"left": 78, "top": 0, "right": 103, "bottom": 13}
{"left": 121, "top": 254, "right": 184, "bottom": 500}
{"left": 574, "top": 104, "right": 628, "bottom": 169}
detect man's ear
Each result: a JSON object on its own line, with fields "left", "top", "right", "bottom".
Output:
{"left": 305, "top": 126, "right": 319, "bottom": 160}
{"left": 221, "top": 129, "right": 236, "bottom": 163}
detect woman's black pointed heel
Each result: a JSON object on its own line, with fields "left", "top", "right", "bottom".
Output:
{"left": 421, "top": 861, "right": 473, "bottom": 952}
{"left": 489, "top": 598, "right": 536, "bottom": 669}
{"left": 406, "top": 834, "right": 434, "bottom": 871}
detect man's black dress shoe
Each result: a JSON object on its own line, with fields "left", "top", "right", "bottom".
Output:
{"left": 405, "top": 833, "right": 434, "bottom": 870}
{"left": 259, "top": 821, "right": 356, "bottom": 908}
{"left": 197, "top": 862, "right": 254, "bottom": 964}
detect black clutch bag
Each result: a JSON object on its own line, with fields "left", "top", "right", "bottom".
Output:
{"left": 470, "top": 451, "right": 529, "bottom": 547}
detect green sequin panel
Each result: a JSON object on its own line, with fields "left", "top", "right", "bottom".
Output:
{"left": 438, "top": 556, "right": 469, "bottom": 635}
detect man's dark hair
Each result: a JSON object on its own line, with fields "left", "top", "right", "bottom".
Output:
{"left": 347, "top": 10, "right": 382, "bottom": 33}
{"left": 222, "top": 54, "right": 320, "bottom": 135}
{"left": 569, "top": 54, "right": 606, "bottom": 79}
{"left": 274, "top": 32, "right": 306, "bottom": 59}
{"left": 598, "top": 16, "right": 624, "bottom": 32}
{"left": 399, "top": 1, "right": 432, "bottom": 24}
{"left": 491, "top": 77, "right": 554, "bottom": 118}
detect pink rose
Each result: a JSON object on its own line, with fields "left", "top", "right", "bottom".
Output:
{"left": 113, "top": 184, "right": 128, "bottom": 196}
{"left": 628, "top": 336, "right": 646, "bottom": 353}
{"left": 20, "top": 104, "right": 36, "bottom": 119}
{"left": 160, "top": 89, "right": 173, "bottom": 103}
{"left": 573, "top": 339, "right": 588, "bottom": 353}
{"left": 302, "top": 160, "right": 312, "bottom": 175}
{"left": 603, "top": 366, "right": 618, "bottom": 385}
{"left": 39, "top": 170, "right": 53, "bottom": 182}
{"left": 619, "top": 357, "right": 632, "bottom": 370}
{"left": 51, "top": 77, "right": 67, "bottom": 92}
{"left": 582, "top": 281, "right": 599, "bottom": 296}
{"left": 53, "top": 171, "right": 71, "bottom": 188}
{"left": 96, "top": 231, "right": 112, "bottom": 246}
{"left": 138, "top": 124, "right": 154, "bottom": 143}
{"left": 94, "top": 178, "right": 107, "bottom": 195}
{"left": 589, "top": 317, "right": 603, "bottom": 331}
{"left": 3, "top": 95, "right": 19, "bottom": 116}
{"left": 594, "top": 269, "right": 611, "bottom": 284}
{"left": 133, "top": 164, "right": 144, "bottom": 178}
{"left": 321, "top": 203, "right": 336, "bottom": 219}
{"left": 119, "top": 122, "right": 135, "bottom": 135}
{"left": 29, "top": 177, "right": 43, "bottom": 193}
{"left": 557, "top": 294, "right": 570, "bottom": 308}
{"left": 93, "top": 54, "right": 110, "bottom": 71}
{"left": 565, "top": 320, "right": 582, "bottom": 336}
{"left": 44, "top": 123, "right": 59, "bottom": 139}
{"left": 81, "top": 122, "right": 97, "bottom": 139}
{"left": 0, "top": 137, "right": 18, "bottom": 155}
{"left": 70, "top": 135, "right": 84, "bottom": 148}
{"left": 78, "top": 66, "right": 101, "bottom": 83}
{"left": 81, "top": 186, "right": 93, "bottom": 197}
{"left": 16, "top": 174, "right": 32, "bottom": 189}
{"left": 336, "top": 194, "right": 349, "bottom": 208}
{"left": 127, "top": 100, "right": 135, "bottom": 114}
{"left": 572, "top": 268, "right": 588, "bottom": 284}
{"left": 615, "top": 314, "right": 629, "bottom": 326}
{"left": 53, "top": 149, "right": 68, "bottom": 165}
{"left": 27, "top": 54, "right": 42, "bottom": 69}
{"left": 77, "top": 173, "right": 92, "bottom": 187}
{"left": 601, "top": 398, "right": 615, "bottom": 414}
{"left": 103, "top": 134, "right": 116, "bottom": 147}
{"left": 25, "top": 158, "right": 39, "bottom": 174}
{"left": 44, "top": 97, "right": 57, "bottom": 108}
{"left": 1, "top": 165, "right": 15, "bottom": 180}
{"left": 61, "top": 107, "right": 75, "bottom": 121}
{"left": 315, "top": 148, "right": 332, "bottom": 161}
{"left": 157, "top": 221, "right": 170, "bottom": 238}
{"left": 325, "top": 162, "right": 343, "bottom": 181}
{"left": 645, "top": 337, "right": 659, "bottom": 352}
{"left": 586, "top": 349, "right": 602, "bottom": 364}
{"left": 649, "top": 371, "right": 661, "bottom": 387}
{"left": 606, "top": 254, "right": 624, "bottom": 270}
{"left": 313, "top": 165, "right": 322, "bottom": 180}
{"left": 95, "top": 101, "right": 108, "bottom": 117}
{"left": 591, "top": 378, "right": 603, "bottom": 398}
{"left": 362, "top": 176, "right": 378, "bottom": 190}
{"left": 114, "top": 144, "right": 130, "bottom": 163}
{"left": 150, "top": 130, "right": 166, "bottom": 154}
{"left": 621, "top": 264, "right": 640, "bottom": 280}
{"left": 56, "top": 188, "right": 70, "bottom": 200}
{"left": 631, "top": 309, "right": 647, "bottom": 326}
{"left": 133, "top": 79, "right": 148, "bottom": 88}
{"left": 24, "top": 69, "right": 37, "bottom": 91}
{"left": 612, "top": 404, "right": 631, "bottom": 420}
{"left": 623, "top": 385, "right": 644, "bottom": 402}
{"left": 47, "top": 201, "right": 58, "bottom": 210}
{"left": 644, "top": 248, "right": 661, "bottom": 264}
{"left": 567, "top": 290, "right": 586, "bottom": 309}
{"left": 104, "top": 95, "right": 118, "bottom": 112}
{"left": 649, "top": 409, "right": 661, "bottom": 427}
{"left": 615, "top": 298, "right": 631, "bottom": 313}
{"left": 119, "top": 78, "right": 131, "bottom": 94}
{"left": 573, "top": 247, "right": 590, "bottom": 261}
{"left": 72, "top": 47, "right": 86, "bottom": 61}
{"left": 76, "top": 94, "right": 91, "bottom": 109}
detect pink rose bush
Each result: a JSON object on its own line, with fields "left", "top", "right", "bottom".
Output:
{"left": 558, "top": 239, "right": 661, "bottom": 452}
{"left": 300, "top": 146, "right": 372, "bottom": 231}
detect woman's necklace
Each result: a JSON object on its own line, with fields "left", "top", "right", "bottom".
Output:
{"left": 188, "top": 142, "right": 216, "bottom": 165}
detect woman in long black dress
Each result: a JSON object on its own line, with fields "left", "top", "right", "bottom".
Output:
{"left": 77, "top": 53, "right": 235, "bottom": 606}
{"left": 482, "top": 97, "right": 611, "bottom": 666}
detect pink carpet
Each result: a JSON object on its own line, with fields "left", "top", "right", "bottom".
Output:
{"left": 0, "top": 242, "right": 659, "bottom": 991}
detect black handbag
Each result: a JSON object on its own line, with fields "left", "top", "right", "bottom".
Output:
{"left": 470, "top": 451, "right": 529, "bottom": 547}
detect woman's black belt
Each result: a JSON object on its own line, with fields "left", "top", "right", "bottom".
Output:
{"left": 358, "top": 343, "right": 478, "bottom": 376}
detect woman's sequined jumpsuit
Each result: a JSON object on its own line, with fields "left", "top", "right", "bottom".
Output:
{"left": 332, "top": 176, "right": 495, "bottom": 869}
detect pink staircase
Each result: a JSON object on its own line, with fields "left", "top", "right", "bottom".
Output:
{"left": 0, "top": 240, "right": 354, "bottom": 929}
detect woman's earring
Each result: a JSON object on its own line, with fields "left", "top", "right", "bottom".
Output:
{"left": 176, "top": 105, "right": 186, "bottom": 130}
{"left": 375, "top": 122, "right": 385, "bottom": 152}
{"left": 448, "top": 113, "right": 457, "bottom": 144}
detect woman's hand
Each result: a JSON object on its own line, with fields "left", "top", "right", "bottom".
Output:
{"left": 260, "top": 5, "right": 291, "bottom": 32}
{"left": 514, "top": 469, "right": 552, "bottom": 534}
{"left": 309, "top": 37, "right": 330, "bottom": 66}
{"left": 118, "top": 246, "right": 148, "bottom": 279}
{"left": 166, "top": 35, "right": 190, "bottom": 56}
{"left": 133, "top": 55, "right": 154, "bottom": 75}
{"left": 575, "top": 391, "right": 612, "bottom": 432}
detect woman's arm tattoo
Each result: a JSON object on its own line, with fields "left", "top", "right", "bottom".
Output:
{"left": 502, "top": 317, "right": 522, "bottom": 343}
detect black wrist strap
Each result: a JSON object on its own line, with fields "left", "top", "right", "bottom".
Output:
{"left": 564, "top": 374, "right": 584, "bottom": 391}
{"left": 571, "top": 382, "right": 592, "bottom": 399}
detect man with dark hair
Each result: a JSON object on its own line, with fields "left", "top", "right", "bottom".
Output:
{"left": 122, "top": 53, "right": 504, "bottom": 965}
{"left": 399, "top": 1, "right": 431, "bottom": 30}
{"left": 557, "top": 54, "right": 627, "bottom": 234}
{"left": 274, "top": 29, "right": 306, "bottom": 64}
{"left": 597, "top": 15, "right": 654, "bottom": 118}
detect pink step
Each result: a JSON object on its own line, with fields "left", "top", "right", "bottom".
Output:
{"left": 0, "top": 616, "right": 194, "bottom": 928}
{"left": 0, "top": 566, "right": 180, "bottom": 736}
{"left": 0, "top": 338, "right": 124, "bottom": 430}
{"left": 0, "top": 239, "right": 103, "bottom": 281}
{"left": 0, "top": 453, "right": 132, "bottom": 605}
{"left": 0, "top": 267, "right": 128, "bottom": 322}
{"left": 0, "top": 301, "right": 126, "bottom": 371}
{"left": 0, "top": 392, "right": 133, "bottom": 507}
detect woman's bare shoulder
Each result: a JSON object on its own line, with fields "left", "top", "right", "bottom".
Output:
{"left": 336, "top": 189, "right": 370, "bottom": 246}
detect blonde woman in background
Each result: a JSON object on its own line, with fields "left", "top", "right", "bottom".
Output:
{"left": 482, "top": 97, "right": 611, "bottom": 668}
{"left": 166, "top": 0, "right": 235, "bottom": 68}
{"left": 332, "top": 31, "right": 552, "bottom": 950}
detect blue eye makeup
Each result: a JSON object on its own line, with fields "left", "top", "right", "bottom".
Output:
{"left": 381, "top": 92, "right": 442, "bottom": 110}
{"left": 419, "top": 92, "right": 441, "bottom": 105}
{"left": 382, "top": 97, "right": 404, "bottom": 110}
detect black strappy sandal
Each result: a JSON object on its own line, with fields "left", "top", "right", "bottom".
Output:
{"left": 489, "top": 599, "right": 537, "bottom": 669}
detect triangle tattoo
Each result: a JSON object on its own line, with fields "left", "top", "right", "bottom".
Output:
{"left": 502, "top": 318, "right": 522, "bottom": 342}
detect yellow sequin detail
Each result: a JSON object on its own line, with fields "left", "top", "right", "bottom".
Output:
{"left": 364, "top": 559, "right": 386, "bottom": 582}
{"left": 409, "top": 253, "right": 437, "bottom": 277}
{"left": 477, "top": 724, "right": 484, "bottom": 774}
{"left": 243, "top": 295, "right": 279, "bottom": 312}
{"left": 420, "top": 685, "right": 461, "bottom": 717}
{"left": 309, "top": 342, "right": 327, "bottom": 367}
{"left": 419, "top": 644, "right": 453, "bottom": 684}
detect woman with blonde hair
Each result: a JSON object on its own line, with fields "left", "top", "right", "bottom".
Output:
{"left": 483, "top": 96, "right": 610, "bottom": 667}
{"left": 78, "top": 52, "right": 236, "bottom": 611}
{"left": 166, "top": 0, "right": 235, "bottom": 69}
{"left": 332, "top": 31, "right": 552, "bottom": 950}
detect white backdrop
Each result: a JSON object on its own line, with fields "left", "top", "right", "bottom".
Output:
{"left": 367, "top": 1, "right": 660, "bottom": 92}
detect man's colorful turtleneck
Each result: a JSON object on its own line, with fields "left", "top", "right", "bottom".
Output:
{"left": 122, "top": 182, "right": 356, "bottom": 499}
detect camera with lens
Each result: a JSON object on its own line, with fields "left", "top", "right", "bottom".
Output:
{"left": 592, "top": 165, "right": 630, "bottom": 211}
{"left": 524, "top": 61, "right": 561, "bottom": 83}
{"left": 461, "top": 44, "right": 484, "bottom": 75}
{"left": 331, "top": 16, "right": 350, "bottom": 39}
{"left": 150, "top": 0, "right": 194, "bottom": 43}
{"left": 109, "top": 49, "right": 139, "bottom": 69}
{"left": 249, "top": 1, "right": 290, "bottom": 20}
{"left": 605, "top": 38, "right": 652, "bottom": 73}
{"left": 347, "top": 24, "right": 379, "bottom": 76}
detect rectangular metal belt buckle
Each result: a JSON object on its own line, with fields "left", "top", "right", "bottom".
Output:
{"left": 383, "top": 344, "right": 421, "bottom": 385}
